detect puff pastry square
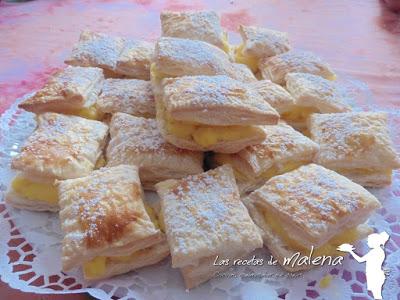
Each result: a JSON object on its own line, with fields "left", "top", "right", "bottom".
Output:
{"left": 213, "top": 122, "right": 319, "bottom": 193}
{"left": 249, "top": 80, "right": 295, "bottom": 114}
{"left": 282, "top": 72, "right": 352, "bottom": 130}
{"left": 18, "top": 66, "right": 104, "bottom": 119}
{"left": 58, "top": 165, "right": 168, "bottom": 279}
{"left": 6, "top": 113, "right": 108, "bottom": 211}
{"left": 97, "top": 79, "right": 155, "bottom": 118}
{"left": 244, "top": 164, "right": 381, "bottom": 272}
{"left": 65, "top": 30, "right": 125, "bottom": 76}
{"left": 235, "top": 25, "right": 290, "bottom": 72}
{"left": 161, "top": 11, "right": 229, "bottom": 52}
{"left": 156, "top": 165, "right": 263, "bottom": 288}
{"left": 106, "top": 112, "right": 203, "bottom": 189}
{"left": 151, "top": 37, "right": 256, "bottom": 88}
{"left": 309, "top": 112, "right": 400, "bottom": 187}
{"left": 115, "top": 39, "right": 153, "bottom": 80}
{"left": 259, "top": 50, "right": 336, "bottom": 85}
{"left": 157, "top": 75, "right": 279, "bottom": 153}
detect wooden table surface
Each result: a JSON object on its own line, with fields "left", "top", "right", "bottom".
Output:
{"left": 0, "top": 0, "right": 399, "bottom": 299}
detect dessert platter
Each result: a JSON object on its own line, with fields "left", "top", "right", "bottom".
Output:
{"left": 0, "top": 10, "right": 399, "bottom": 300}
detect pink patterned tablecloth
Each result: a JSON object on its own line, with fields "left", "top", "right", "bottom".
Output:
{"left": 0, "top": 1, "right": 399, "bottom": 299}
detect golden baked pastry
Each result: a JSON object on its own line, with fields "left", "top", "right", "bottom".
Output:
{"left": 157, "top": 75, "right": 279, "bottom": 153}
{"left": 259, "top": 50, "right": 336, "bottom": 85}
{"left": 309, "top": 112, "right": 400, "bottom": 187}
{"left": 249, "top": 80, "right": 295, "bottom": 114}
{"left": 97, "top": 79, "right": 155, "bottom": 118}
{"left": 151, "top": 37, "right": 256, "bottom": 89}
{"left": 58, "top": 165, "right": 169, "bottom": 280}
{"left": 282, "top": 72, "right": 352, "bottom": 131}
{"left": 244, "top": 164, "right": 381, "bottom": 272}
{"left": 106, "top": 113, "right": 203, "bottom": 189}
{"left": 115, "top": 39, "right": 153, "bottom": 80}
{"left": 65, "top": 30, "right": 125, "bottom": 77}
{"left": 161, "top": 11, "right": 229, "bottom": 52}
{"left": 65, "top": 30, "right": 153, "bottom": 79}
{"left": 155, "top": 165, "right": 263, "bottom": 288}
{"left": 6, "top": 113, "right": 108, "bottom": 211}
{"left": 18, "top": 66, "right": 104, "bottom": 120}
{"left": 213, "top": 122, "right": 319, "bottom": 193}
{"left": 235, "top": 25, "right": 290, "bottom": 72}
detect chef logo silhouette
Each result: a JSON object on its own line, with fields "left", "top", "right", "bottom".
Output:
{"left": 337, "top": 231, "right": 389, "bottom": 300}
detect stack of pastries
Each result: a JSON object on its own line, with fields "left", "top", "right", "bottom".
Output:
{"left": 5, "top": 10, "right": 400, "bottom": 289}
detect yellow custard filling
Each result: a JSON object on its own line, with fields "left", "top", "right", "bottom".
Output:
{"left": 65, "top": 105, "right": 103, "bottom": 120}
{"left": 165, "top": 112, "right": 261, "bottom": 148}
{"left": 153, "top": 64, "right": 262, "bottom": 148}
{"left": 11, "top": 156, "right": 107, "bottom": 205}
{"left": 234, "top": 44, "right": 258, "bottom": 73}
{"left": 262, "top": 208, "right": 362, "bottom": 257}
{"left": 144, "top": 204, "right": 165, "bottom": 233}
{"left": 150, "top": 63, "right": 169, "bottom": 83}
{"left": 221, "top": 32, "right": 231, "bottom": 54}
{"left": 83, "top": 256, "right": 107, "bottom": 279}
{"left": 95, "top": 156, "right": 106, "bottom": 169}
{"left": 281, "top": 107, "right": 319, "bottom": 123}
{"left": 11, "top": 177, "right": 58, "bottom": 204}
{"left": 75, "top": 105, "right": 103, "bottom": 120}
{"left": 83, "top": 204, "right": 164, "bottom": 279}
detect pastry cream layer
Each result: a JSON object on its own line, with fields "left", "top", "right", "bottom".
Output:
{"left": 281, "top": 106, "right": 319, "bottom": 123}
{"left": 83, "top": 204, "right": 164, "bottom": 279}
{"left": 11, "top": 177, "right": 58, "bottom": 204}
{"left": 11, "top": 156, "right": 106, "bottom": 204}
{"left": 165, "top": 111, "right": 261, "bottom": 148}
{"left": 153, "top": 64, "right": 262, "bottom": 148}
{"left": 150, "top": 63, "right": 169, "bottom": 83}
{"left": 234, "top": 44, "right": 258, "bottom": 73}
{"left": 262, "top": 208, "right": 362, "bottom": 257}
{"left": 95, "top": 156, "right": 106, "bottom": 169}
{"left": 214, "top": 154, "right": 306, "bottom": 182}
{"left": 74, "top": 105, "right": 103, "bottom": 120}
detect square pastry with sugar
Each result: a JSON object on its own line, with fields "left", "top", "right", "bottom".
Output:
{"left": 18, "top": 66, "right": 104, "bottom": 120}
{"left": 213, "top": 122, "right": 319, "bottom": 193}
{"left": 97, "top": 79, "right": 155, "bottom": 118}
{"left": 244, "top": 164, "right": 381, "bottom": 272}
{"left": 6, "top": 113, "right": 108, "bottom": 212}
{"left": 156, "top": 165, "right": 263, "bottom": 289}
{"left": 309, "top": 112, "right": 400, "bottom": 187}
{"left": 58, "top": 165, "right": 169, "bottom": 280}
{"left": 106, "top": 113, "right": 203, "bottom": 189}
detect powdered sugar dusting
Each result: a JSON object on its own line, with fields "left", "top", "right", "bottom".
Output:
{"left": 259, "top": 50, "right": 335, "bottom": 84}
{"left": 162, "top": 75, "right": 275, "bottom": 114}
{"left": 309, "top": 112, "right": 400, "bottom": 169}
{"left": 154, "top": 37, "right": 252, "bottom": 82}
{"left": 159, "top": 165, "right": 262, "bottom": 265}
{"left": 240, "top": 25, "right": 290, "bottom": 58}
{"left": 59, "top": 165, "right": 147, "bottom": 250}
{"left": 161, "top": 11, "right": 226, "bottom": 50}
{"left": 108, "top": 112, "right": 186, "bottom": 156}
{"left": 285, "top": 72, "right": 352, "bottom": 112}
{"left": 252, "top": 164, "right": 380, "bottom": 237}
{"left": 97, "top": 79, "right": 155, "bottom": 116}
{"left": 11, "top": 112, "right": 108, "bottom": 179}
{"left": 66, "top": 31, "right": 125, "bottom": 71}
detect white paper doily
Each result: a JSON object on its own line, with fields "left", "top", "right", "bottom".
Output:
{"left": 0, "top": 75, "right": 399, "bottom": 300}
